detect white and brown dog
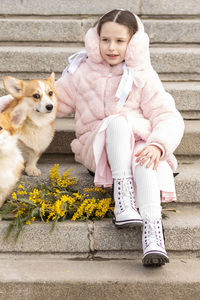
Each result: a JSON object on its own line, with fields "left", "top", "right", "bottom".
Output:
{"left": 1, "top": 73, "right": 57, "bottom": 176}
{"left": 0, "top": 94, "right": 27, "bottom": 207}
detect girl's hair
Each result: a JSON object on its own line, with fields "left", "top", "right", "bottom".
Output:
{"left": 96, "top": 9, "right": 138, "bottom": 37}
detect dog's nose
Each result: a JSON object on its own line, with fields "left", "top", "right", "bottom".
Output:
{"left": 46, "top": 104, "right": 53, "bottom": 111}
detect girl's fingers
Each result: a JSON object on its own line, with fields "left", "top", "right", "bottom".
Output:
{"left": 135, "top": 149, "right": 143, "bottom": 156}
{"left": 145, "top": 153, "right": 158, "bottom": 169}
{"left": 135, "top": 147, "right": 149, "bottom": 157}
{"left": 153, "top": 157, "right": 160, "bottom": 170}
{"left": 135, "top": 146, "right": 161, "bottom": 169}
{"left": 139, "top": 151, "right": 154, "bottom": 166}
{"left": 146, "top": 157, "right": 154, "bottom": 168}
{"left": 139, "top": 155, "right": 149, "bottom": 165}
{"left": 135, "top": 149, "right": 149, "bottom": 162}
{"left": 146, "top": 154, "right": 157, "bottom": 168}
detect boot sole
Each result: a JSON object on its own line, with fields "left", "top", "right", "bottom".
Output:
{"left": 142, "top": 252, "right": 169, "bottom": 267}
{"left": 113, "top": 218, "right": 143, "bottom": 228}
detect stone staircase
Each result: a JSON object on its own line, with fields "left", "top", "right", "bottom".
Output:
{"left": 0, "top": 1, "right": 200, "bottom": 299}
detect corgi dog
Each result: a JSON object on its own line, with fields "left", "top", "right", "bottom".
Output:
{"left": 0, "top": 100, "right": 27, "bottom": 207}
{"left": 2, "top": 73, "right": 57, "bottom": 176}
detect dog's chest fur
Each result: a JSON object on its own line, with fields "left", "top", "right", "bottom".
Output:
{"left": 18, "top": 120, "right": 54, "bottom": 154}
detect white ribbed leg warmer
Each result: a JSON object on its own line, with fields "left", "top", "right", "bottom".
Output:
{"left": 105, "top": 115, "right": 161, "bottom": 221}
{"left": 106, "top": 116, "right": 132, "bottom": 178}
{"left": 135, "top": 160, "right": 168, "bottom": 266}
{"left": 134, "top": 160, "right": 162, "bottom": 220}
{"left": 106, "top": 116, "right": 142, "bottom": 226}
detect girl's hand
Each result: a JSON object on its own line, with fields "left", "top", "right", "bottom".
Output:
{"left": 135, "top": 145, "right": 162, "bottom": 170}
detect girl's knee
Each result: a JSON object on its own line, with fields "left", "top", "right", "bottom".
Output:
{"left": 107, "top": 116, "right": 129, "bottom": 133}
{"left": 135, "top": 159, "right": 155, "bottom": 177}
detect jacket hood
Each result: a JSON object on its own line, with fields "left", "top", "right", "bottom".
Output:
{"left": 84, "top": 14, "right": 151, "bottom": 71}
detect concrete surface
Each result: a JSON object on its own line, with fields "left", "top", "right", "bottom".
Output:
{"left": 19, "top": 155, "right": 200, "bottom": 204}
{"left": 0, "top": 0, "right": 199, "bottom": 15}
{"left": 141, "top": 0, "right": 200, "bottom": 15}
{"left": 0, "top": 221, "right": 90, "bottom": 253}
{"left": 164, "top": 82, "right": 200, "bottom": 119}
{"left": 0, "top": 19, "right": 84, "bottom": 42}
{"left": 175, "top": 120, "right": 200, "bottom": 156}
{"left": 175, "top": 158, "right": 200, "bottom": 203}
{"left": 92, "top": 206, "right": 200, "bottom": 252}
{"left": 0, "top": 18, "right": 199, "bottom": 44}
{"left": 0, "top": 255, "right": 199, "bottom": 299}
{"left": 1, "top": 206, "right": 200, "bottom": 254}
{"left": 0, "top": 46, "right": 199, "bottom": 74}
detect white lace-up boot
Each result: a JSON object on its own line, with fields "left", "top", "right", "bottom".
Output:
{"left": 142, "top": 218, "right": 169, "bottom": 266}
{"left": 113, "top": 177, "right": 143, "bottom": 228}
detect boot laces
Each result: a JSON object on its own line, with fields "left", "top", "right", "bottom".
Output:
{"left": 128, "top": 179, "right": 137, "bottom": 210}
{"left": 121, "top": 178, "right": 136, "bottom": 209}
{"left": 144, "top": 219, "right": 163, "bottom": 248}
{"left": 115, "top": 178, "right": 136, "bottom": 212}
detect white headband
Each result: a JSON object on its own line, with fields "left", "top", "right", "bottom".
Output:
{"left": 97, "top": 9, "right": 144, "bottom": 32}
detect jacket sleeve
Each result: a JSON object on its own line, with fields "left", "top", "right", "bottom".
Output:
{"left": 141, "top": 70, "right": 185, "bottom": 159}
{"left": 54, "top": 72, "right": 76, "bottom": 117}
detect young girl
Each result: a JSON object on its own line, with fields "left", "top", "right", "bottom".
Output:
{"left": 0, "top": 9, "right": 184, "bottom": 266}
{"left": 55, "top": 9, "right": 184, "bottom": 266}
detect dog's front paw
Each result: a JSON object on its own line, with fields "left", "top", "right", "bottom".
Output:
{"left": 25, "top": 167, "right": 42, "bottom": 177}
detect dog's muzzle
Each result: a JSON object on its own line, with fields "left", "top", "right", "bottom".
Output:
{"left": 46, "top": 104, "right": 53, "bottom": 111}
{"left": 36, "top": 104, "right": 54, "bottom": 113}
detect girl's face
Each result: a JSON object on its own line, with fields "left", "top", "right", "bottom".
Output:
{"left": 99, "top": 21, "right": 131, "bottom": 66}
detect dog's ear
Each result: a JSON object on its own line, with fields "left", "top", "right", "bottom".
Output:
{"left": 2, "top": 76, "right": 24, "bottom": 99}
{"left": 10, "top": 103, "right": 27, "bottom": 128}
{"left": 48, "top": 72, "right": 55, "bottom": 83}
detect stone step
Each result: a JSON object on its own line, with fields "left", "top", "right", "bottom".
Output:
{"left": 141, "top": 0, "right": 200, "bottom": 16}
{"left": 175, "top": 158, "right": 200, "bottom": 204}
{"left": 0, "top": 0, "right": 199, "bottom": 15}
{"left": 0, "top": 46, "right": 199, "bottom": 76}
{"left": 22, "top": 156, "right": 200, "bottom": 205}
{"left": 144, "top": 19, "right": 200, "bottom": 44}
{"left": 164, "top": 82, "right": 200, "bottom": 119}
{"left": 0, "top": 206, "right": 200, "bottom": 254}
{"left": 0, "top": 18, "right": 84, "bottom": 43}
{"left": 1, "top": 159, "right": 198, "bottom": 255}
{"left": 82, "top": 19, "right": 200, "bottom": 45}
{"left": 0, "top": 18, "right": 199, "bottom": 44}
{"left": 46, "top": 119, "right": 200, "bottom": 156}
{"left": 0, "top": 0, "right": 140, "bottom": 16}
{"left": 0, "top": 255, "right": 199, "bottom": 300}
{"left": 175, "top": 120, "right": 200, "bottom": 156}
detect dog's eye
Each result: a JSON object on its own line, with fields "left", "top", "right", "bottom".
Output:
{"left": 0, "top": 126, "right": 3, "bottom": 131}
{"left": 33, "top": 93, "right": 40, "bottom": 99}
{"left": 49, "top": 91, "right": 53, "bottom": 96}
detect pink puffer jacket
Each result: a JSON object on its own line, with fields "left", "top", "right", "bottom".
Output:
{"left": 55, "top": 14, "right": 184, "bottom": 178}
